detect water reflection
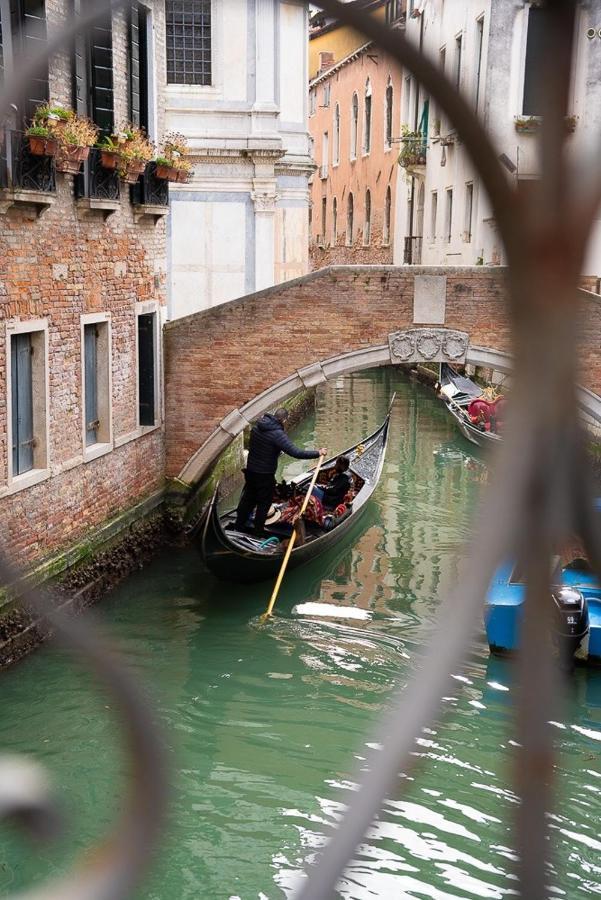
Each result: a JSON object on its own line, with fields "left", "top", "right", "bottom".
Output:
{"left": 0, "top": 369, "right": 600, "bottom": 899}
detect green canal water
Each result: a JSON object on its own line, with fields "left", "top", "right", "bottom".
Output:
{"left": 1, "top": 368, "right": 600, "bottom": 899}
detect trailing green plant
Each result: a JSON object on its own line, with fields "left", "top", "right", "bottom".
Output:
{"left": 26, "top": 123, "right": 51, "bottom": 137}
{"left": 397, "top": 126, "right": 426, "bottom": 168}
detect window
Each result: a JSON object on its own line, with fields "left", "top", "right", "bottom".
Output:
{"left": 309, "top": 89, "right": 316, "bottom": 116}
{"left": 455, "top": 34, "right": 462, "bottom": 91}
{"left": 431, "top": 191, "right": 438, "bottom": 239}
{"left": 385, "top": 80, "right": 393, "bottom": 149}
{"left": 1, "top": 0, "right": 49, "bottom": 127}
{"left": 440, "top": 46, "right": 446, "bottom": 72}
{"left": 363, "top": 79, "right": 372, "bottom": 154}
{"left": 464, "top": 182, "right": 474, "bottom": 242}
{"left": 73, "top": 0, "right": 114, "bottom": 135}
{"left": 81, "top": 314, "right": 112, "bottom": 459}
{"left": 129, "top": 2, "right": 150, "bottom": 132}
{"left": 332, "top": 197, "right": 337, "bottom": 245}
{"left": 350, "top": 92, "right": 358, "bottom": 159}
{"left": 364, "top": 189, "right": 371, "bottom": 245}
{"left": 321, "top": 131, "right": 329, "bottom": 178}
{"left": 138, "top": 309, "right": 158, "bottom": 427}
{"left": 333, "top": 103, "right": 340, "bottom": 165}
{"left": 321, "top": 197, "right": 327, "bottom": 244}
{"left": 346, "top": 192, "right": 354, "bottom": 245}
{"left": 7, "top": 320, "right": 49, "bottom": 490}
{"left": 475, "top": 16, "right": 484, "bottom": 110}
{"left": 445, "top": 188, "right": 453, "bottom": 242}
{"left": 166, "top": 0, "right": 211, "bottom": 86}
{"left": 323, "top": 83, "right": 331, "bottom": 107}
{"left": 383, "top": 186, "right": 391, "bottom": 245}
{"left": 522, "top": 6, "right": 545, "bottom": 115}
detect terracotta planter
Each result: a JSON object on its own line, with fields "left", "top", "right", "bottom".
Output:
{"left": 175, "top": 168, "right": 190, "bottom": 184}
{"left": 99, "top": 150, "right": 121, "bottom": 170}
{"left": 120, "top": 158, "right": 147, "bottom": 183}
{"left": 55, "top": 144, "right": 90, "bottom": 174}
{"left": 27, "top": 135, "right": 57, "bottom": 157}
{"left": 155, "top": 164, "right": 178, "bottom": 181}
{"left": 47, "top": 117, "right": 69, "bottom": 133}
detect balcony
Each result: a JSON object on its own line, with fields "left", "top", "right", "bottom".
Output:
{"left": 75, "top": 148, "right": 121, "bottom": 218}
{"left": 0, "top": 130, "right": 56, "bottom": 215}
{"left": 131, "top": 162, "right": 169, "bottom": 223}
{"left": 397, "top": 132, "right": 427, "bottom": 175}
{"left": 403, "top": 235, "right": 422, "bottom": 265}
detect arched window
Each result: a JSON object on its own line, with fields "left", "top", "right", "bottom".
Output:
{"left": 350, "top": 93, "right": 358, "bottom": 159}
{"left": 385, "top": 79, "right": 393, "bottom": 149}
{"left": 347, "top": 193, "right": 354, "bottom": 245}
{"left": 333, "top": 103, "right": 340, "bottom": 165}
{"left": 332, "top": 197, "right": 338, "bottom": 245}
{"left": 383, "top": 186, "right": 392, "bottom": 244}
{"left": 363, "top": 78, "right": 372, "bottom": 154}
{"left": 364, "top": 189, "right": 371, "bottom": 245}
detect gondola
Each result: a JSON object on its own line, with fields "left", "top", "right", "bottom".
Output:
{"left": 194, "top": 403, "right": 393, "bottom": 583}
{"left": 438, "top": 363, "right": 503, "bottom": 449}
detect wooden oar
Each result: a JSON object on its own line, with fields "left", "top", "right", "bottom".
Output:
{"left": 261, "top": 454, "right": 325, "bottom": 620}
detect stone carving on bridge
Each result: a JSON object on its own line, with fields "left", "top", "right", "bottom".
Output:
{"left": 388, "top": 328, "right": 469, "bottom": 364}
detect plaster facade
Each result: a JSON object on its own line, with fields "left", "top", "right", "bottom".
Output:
{"left": 394, "top": 0, "right": 601, "bottom": 280}
{"left": 308, "top": 41, "right": 404, "bottom": 267}
{"left": 165, "top": 0, "right": 314, "bottom": 319}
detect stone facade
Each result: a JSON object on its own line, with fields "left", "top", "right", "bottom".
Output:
{"left": 165, "top": 0, "right": 313, "bottom": 318}
{"left": 0, "top": 0, "right": 168, "bottom": 567}
{"left": 308, "top": 38, "right": 404, "bottom": 269}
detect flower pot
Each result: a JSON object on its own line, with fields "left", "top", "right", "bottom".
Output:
{"left": 155, "top": 164, "right": 178, "bottom": 181}
{"left": 28, "top": 135, "right": 57, "bottom": 157}
{"left": 47, "top": 117, "right": 69, "bottom": 133}
{"left": 55, "top": 144, "right": 90, "bottom": 174}
{"left": 99, "top": 150, "right": 121, "bottom": 170}
{"left": 120, "top": 158, "right": 147, "bottom": 183}
{"left": 175, "top": 168, "right": 190, "bottom": 184}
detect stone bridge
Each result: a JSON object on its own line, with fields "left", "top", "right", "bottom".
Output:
{"left": 164, "top": 266, "right": 601, "bottom": 487}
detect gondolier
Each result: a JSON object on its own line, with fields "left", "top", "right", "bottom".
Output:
{"left": 235, "top": 408, "right": 327, "bottom": 535}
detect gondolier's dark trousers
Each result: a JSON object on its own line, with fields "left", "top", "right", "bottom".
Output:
{"left": 235, "top": 471, "right": 276, "bottom": 534}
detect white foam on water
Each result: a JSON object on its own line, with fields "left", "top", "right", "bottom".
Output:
{"left": 292, "top": 602, "right": 373, "bottom": 620}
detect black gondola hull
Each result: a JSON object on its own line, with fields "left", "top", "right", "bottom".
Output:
{"left": 195, "top": 411, "right": 391, "bottom": 583}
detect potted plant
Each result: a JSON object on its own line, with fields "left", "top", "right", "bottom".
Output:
{"left": 397, "top": 126, "right": 426, "bottom": 168}
{"left": 54, "top": 114, "right": 98, "bottom": 174}
{"left": 97, "top": 135, "right": 122, "bottom": 171}
{"left": 514, "top": 115, "right": 541, "bottom": 134}
{"left": 25, "top": 123, "right": 57, "bottom": 157}
{"left": 155, "top": 132, "right": 192, "bottom": 183}
{"left": 116, "top": 125, "right": 154, "bottom": 183}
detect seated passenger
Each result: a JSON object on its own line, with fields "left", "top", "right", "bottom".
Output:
{"left": 311, "top": 455, "right": 353, "bottom": 509}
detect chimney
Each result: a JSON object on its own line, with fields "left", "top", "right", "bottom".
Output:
{"left": 319, "top": 51, "right": 335, "bottom": 73}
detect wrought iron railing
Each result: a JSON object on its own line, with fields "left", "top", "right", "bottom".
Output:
{"left": 132, "top": 162, "right": 169, "bottom": 207}
{"left": 1, "top": 130, "right": 56, "bottom": 193}
{"left": 75, "top": 147, "right": 120, "bottom": 202}
{"left": 403, "top": 234, "right": 422, "bottom": 264}
{"left": 0, "top": 2, "right": 600, "bottom": 899}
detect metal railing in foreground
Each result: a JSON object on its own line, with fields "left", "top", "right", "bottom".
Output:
{"left": 0, "top": 1, "right": 600, "bottom": 899}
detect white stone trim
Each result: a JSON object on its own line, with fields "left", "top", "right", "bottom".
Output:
{"left": 4, "top": 317, "right": 50, "bottom": 495}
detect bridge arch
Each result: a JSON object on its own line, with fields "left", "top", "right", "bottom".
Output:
{"left": 164, "top": 267, "right": 601, "bottom": 487}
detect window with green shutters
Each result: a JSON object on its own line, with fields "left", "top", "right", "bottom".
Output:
{"left": 0, "top": 0, "right": 49, "bottom": 126}
{"left": 72, "top": 0, "right": 114, "bottom": 137}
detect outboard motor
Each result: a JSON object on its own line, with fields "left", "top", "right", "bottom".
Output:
{"left": 551, "top": 586, "right": 589, "bottom": 669}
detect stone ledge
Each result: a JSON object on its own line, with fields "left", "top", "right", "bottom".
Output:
{"left": 76, "top": 197, "right": 120, "bottom": 220}
{"left": 0, "top": 188, "right": 55, "bottom": 216}
{"left": 133, "top": 203, "right": 169, "bottom": 223}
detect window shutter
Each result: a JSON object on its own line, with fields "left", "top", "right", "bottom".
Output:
{"left": 138, "top": 314, "right": 155, "bottom": 427}
{"left": 128, "top": 3, "right": 148, "bottom": 131}
{"left": 523, "top": 7, "right": 545, "bottom": 116}
{"left": 11, "top": 333, "right": 34, "bottom": 474}
{"left": 9, "top": 0, "right": 49, "bottom": 125}
{"left": 72, "top": 0, "right": 88, "bottom": 117}
{"left": 84, "top": 324, "right": 98, "bottom": 446}
{"left": 89, "top": 2, "right": 113, "bottom": 136}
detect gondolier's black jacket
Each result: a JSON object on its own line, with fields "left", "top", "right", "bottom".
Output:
{"left": 246, "top": 414, "right": 319, "bottom": 475}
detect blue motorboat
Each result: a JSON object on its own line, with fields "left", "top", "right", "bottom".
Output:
{"left": 485, "top": 549, "right": 601, "bottom": 667}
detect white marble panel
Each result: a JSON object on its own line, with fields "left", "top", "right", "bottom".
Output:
{"left": 413, "top": 274, "right": 447, "bottom": 324}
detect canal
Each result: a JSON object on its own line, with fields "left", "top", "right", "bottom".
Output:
{"left": 1, "top": 368, "right": 600, "bottom": 899}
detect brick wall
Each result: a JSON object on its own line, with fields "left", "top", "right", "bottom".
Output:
{"left": 0, "top": 0, "right": 168, "bottom": 567}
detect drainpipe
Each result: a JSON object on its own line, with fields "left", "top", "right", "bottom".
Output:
{"left": 407, "top": 4, "right": 424, "bottom": 263}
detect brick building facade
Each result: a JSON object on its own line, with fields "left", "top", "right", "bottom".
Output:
{"left": 308, "top": 2, "right": 405, "bottom": 269}
{"left": 0, "top": 0, "right": 169, "bottom": 568}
